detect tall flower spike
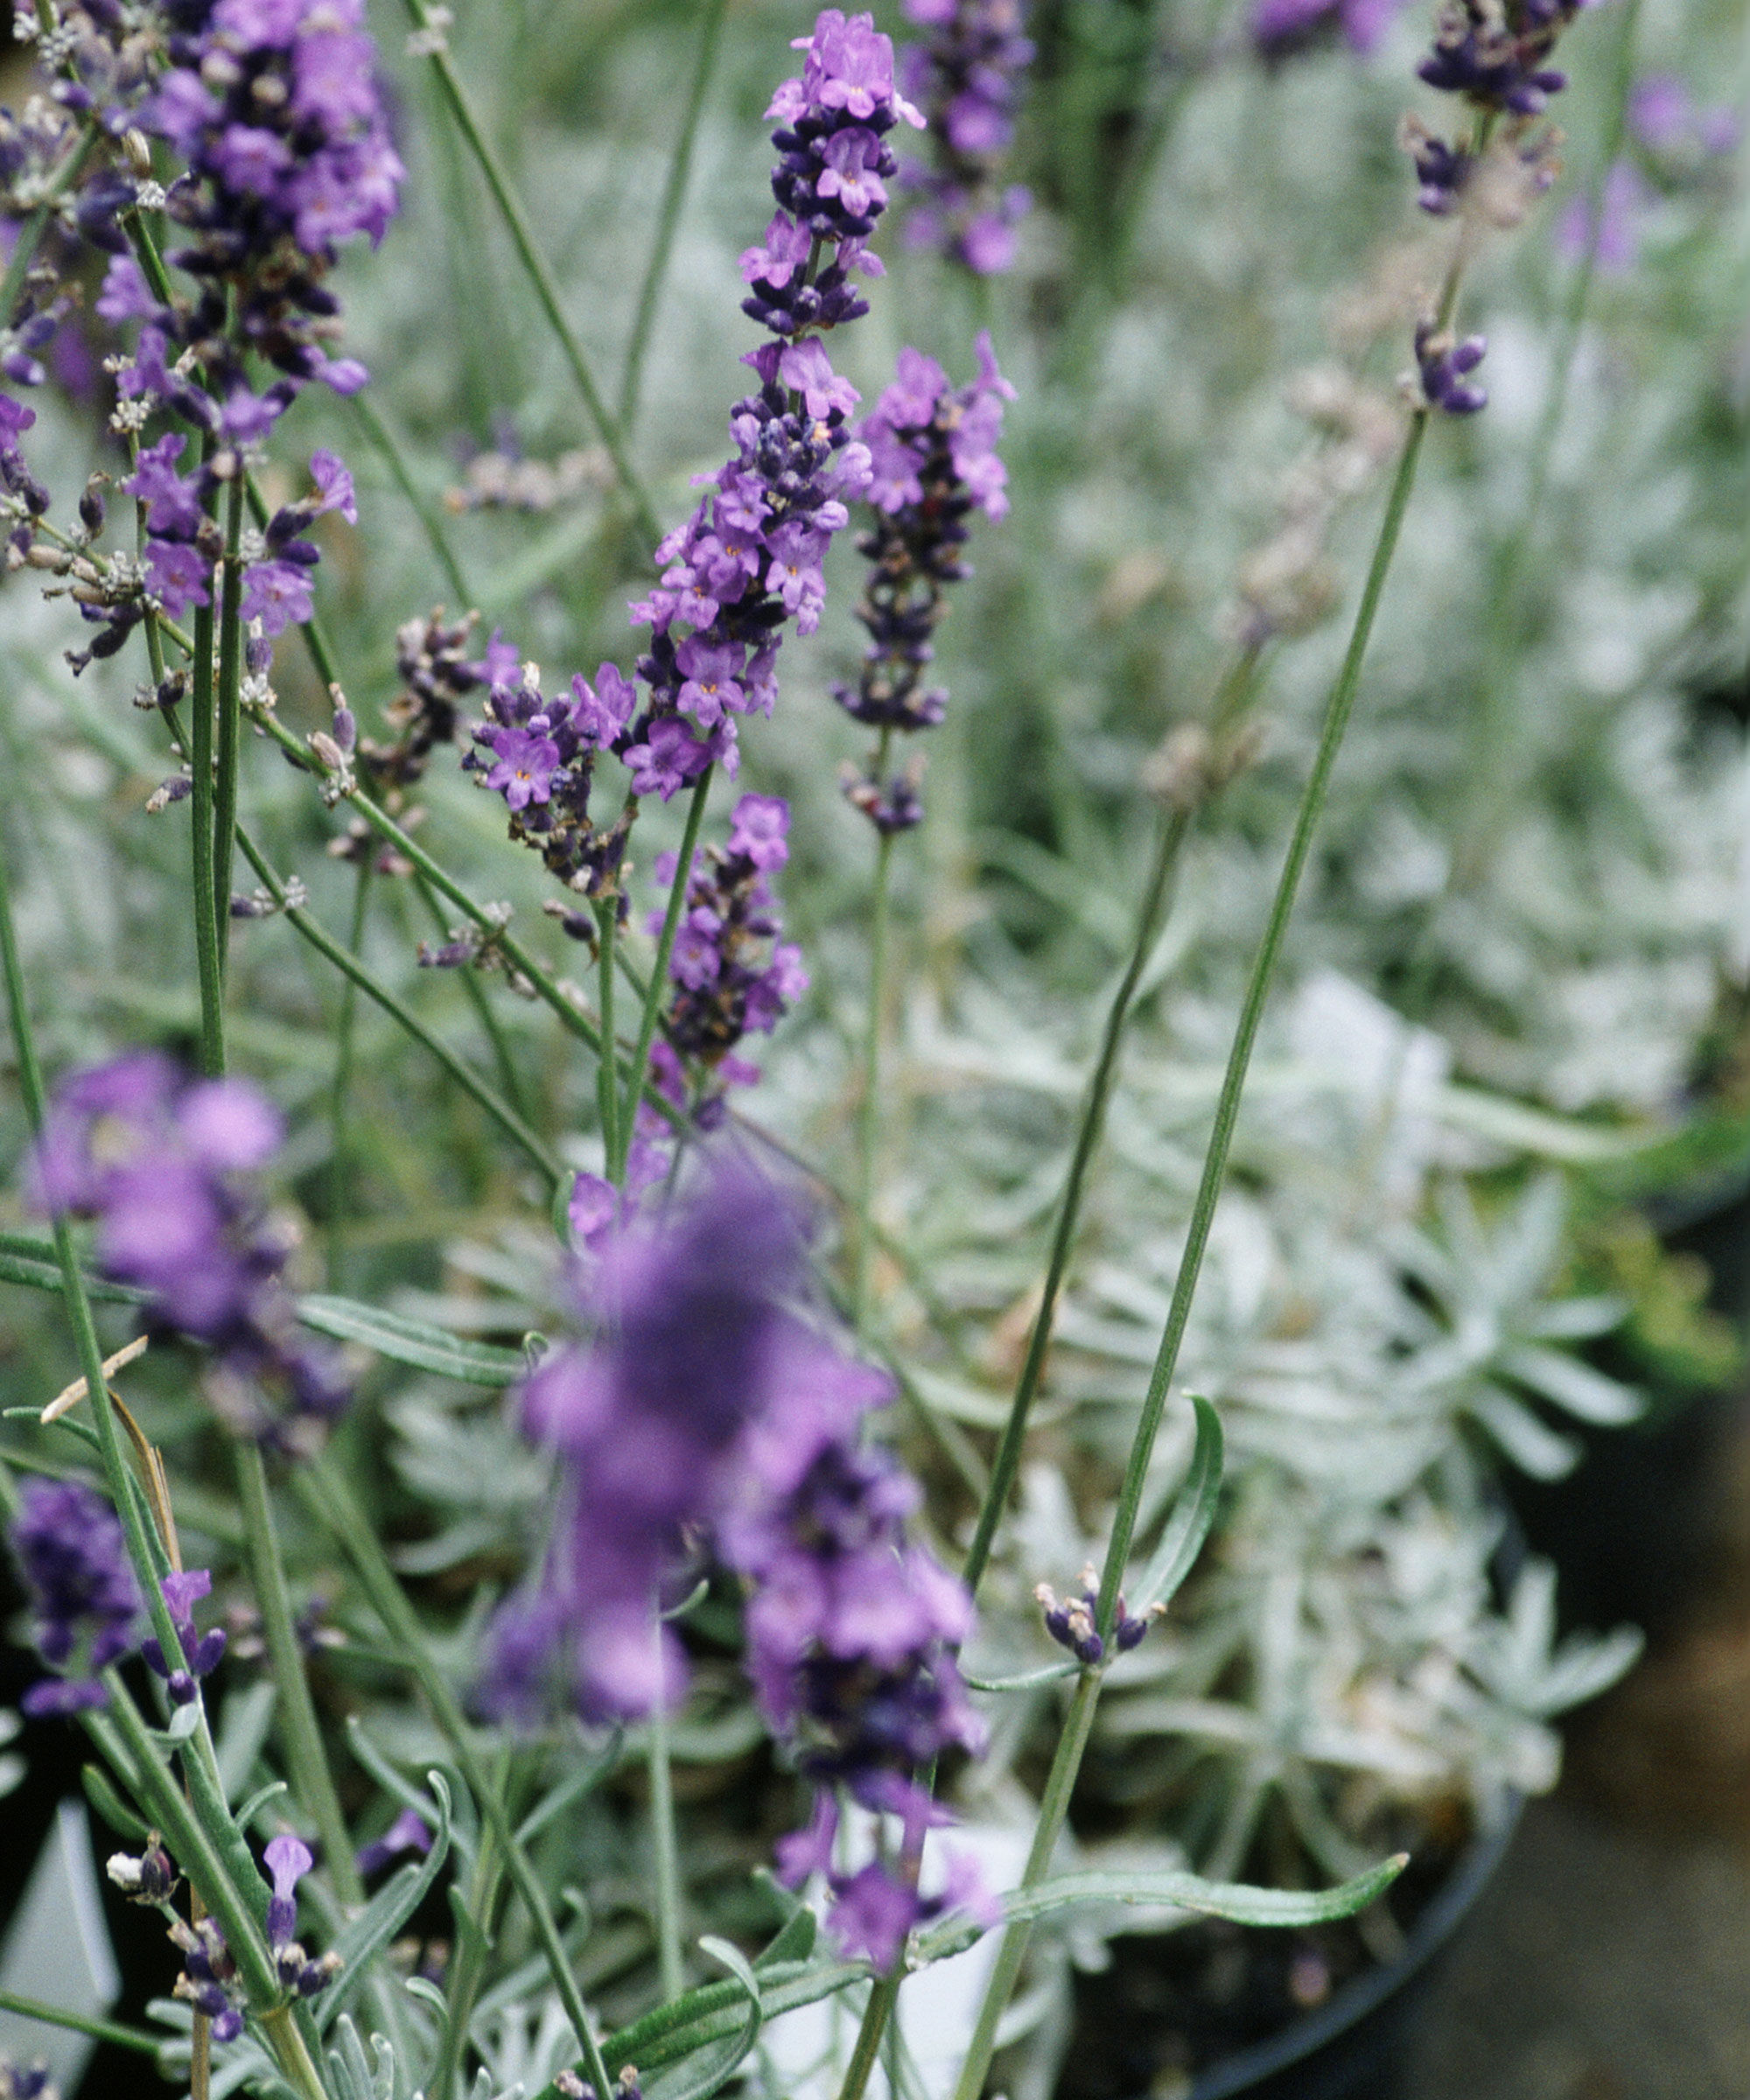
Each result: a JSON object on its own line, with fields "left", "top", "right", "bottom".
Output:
{"left": 32, "top": 1054, "right": 353, "bottom": 1452}
{"left": 576, "top": 10, "right": 912, "bottom": 804}
{"left": 482, "top": 1162, "right": 813, "bottom": 1724}
{"left": 719, "top": 1317, "right": 987, "bottom": 1965}
{"left": 898, "top": 0, "right": 1035, "bottom": 274}
{"left": 836, "top": 335, "right": 1013, "bottom": 830}
{"left": 8, "top": 1479, "right": 141, "bottom": 1714}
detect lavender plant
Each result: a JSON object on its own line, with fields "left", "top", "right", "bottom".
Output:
{"left": 0, "top": 2, "right": 1739, "bottom": 2100}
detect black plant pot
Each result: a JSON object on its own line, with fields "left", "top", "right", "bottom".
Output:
{"left": 1173, "top": 1799, "right": 1523, "bottom": 2100}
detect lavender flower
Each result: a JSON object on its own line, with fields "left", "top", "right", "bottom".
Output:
{"left": 898, "top": 0, "right": 1035, "bottom": 275}
{"left": 1035, "top": 1567, "right": 1163, "bottom": 1668}
{"left": 170, "top": 1917, "right": 246, "bottom": 2042}
{"left": 483, "top": 1164, "right": 812, "bottom": 1722}
{"left": 263, "top": 1834, "right": 341, "bottom": 1998}
{"left": 32, "top": 1053, "right": 353, "bottom": 1452}
{"left": 462, "top": 662, "right": 635, "bottom": 896}
{"left": 1413, "top": 321, "right": 1488, "bottom": 415}
{"left": 143, "top": 1568, "right": 228, "bottom": 1705}
{"left": 1555, "top": 158, "right": 1648, "bottom": 274}
{"left": 354, "top": 1809, "right": 432, "bottom": 1881}
{"left": 836, "top": 336, "right": 1013, "bottom": 830}
{"left": 720, "top": 1338, "right": 986, "bottom": 1966}
{"left": 645, "top": 794, "right": 809, "bottom": 1119}
{"left": 8, "top": 1479, "right": 141, "bottom": 1714}
{"left": 562, "top": 10, "right": 914, "bottom": 806}
{"left": 106, "top": 1834, "right": 179, "bottom": 1905}
{"left": 1250, "top": 0, "right": 1404, "bottom": 60}
{"left": 1417, "top": 0, "right": 1584, "bottom": 118}
{"left": 138, "top": 0, "right": 402, "bottom": 402}
{"left": 1629, "top": 74, "right": 1740, "bottom": 160}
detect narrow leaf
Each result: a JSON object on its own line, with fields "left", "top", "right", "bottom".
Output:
{"left": 1135, "top": 1393, "right": 1224, "bottom": 1612}
{"left": 297, "top": 1294, "right": 525, "bottom": 1386}
{"left": 962, "top": 1661, "right": 1078, "bottom": 1696}
{"left": 910, "top": 1855, "right": 1407, "bottom": 1965}
{"left": 317, "top": 1771, "right": 453, "bottom": 2034}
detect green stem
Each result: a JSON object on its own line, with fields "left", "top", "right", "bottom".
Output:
{"left": 0, "top": 126, "right": 100, "bottom": 327}
{"left": 596, "top": 899, "right": 622, "bottom": 1181}
{"left": 234, "top": 826, "right": 562, "bottom": 1190}
{"left": 960, "top": 650, "right": 1260, "bottom": 1600}
{"left": 398, "top": 0, "right": 661, "bottom": 545}
{"left": 349, "top": 390, "right": 473, "bottom": 607}
{"left": 232, "top": 1440, "right": 362, "bottom": 1908}
{"left": 0, "top": 1988, "right": 161, "bottom": 2056}
{"left": 327, "top": 859, "right": 372, "bottom": 1290}
{"left": 298, "top": 1459, "right": 619, "bottom": 2100}
{"left": 189, "top": 556, "right": 224, "bottom": 1079}
{"left": 648, "top": 1632, "right": 685, "bottom": 2002}
{"left": 622, "top": 770, "right": 710, "bottom": 1158}
{"left": 617, "top": 0, "right": 729, "bottom": 435}
{"left": 212, "top": 472, "right": 246, "bottom": 975}
{"left": 1090, "top": 415, "right": 1428, "bottom": 1636}
{"left": 945, "top": 1673, "right": 1102, "bottom": 2100}
{"left": 854, "top": 797, "right": 896, "bottom": 1337}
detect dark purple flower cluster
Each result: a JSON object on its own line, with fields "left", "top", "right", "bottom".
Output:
{"left": 462, "top": 660, "right": 638, "bottom": 895}
{"left": 170, "top": 1915, "right": 246, "bottom": 2041}
{"left": 263, "top": 1834, "right": 341, "bottom": 1998}
{"left": 358, "top": 610, "right": 512, "bottom": 794}
{"left": 648, "top": 793, "right": 808, "bottom": 1104}
{"left": 107, "top": 1832, "right": 180, "bottom": 1905}
{"left": 7, "top": 1478, "right": 141, "bottom": 1715}
{"left": 483, "top": 1166, "right": 810, "bottom": 1722}
{"left": 143, "top": 1569, "right": 228, "bottom": 1705}
{"left": 599, "top": 11, "right": 914, "bottom": 800}
{"left": 836, "top": 336, "right": 1012, "bottom": 831}
{"left": 137, "top": 0, "right": 401, "bottom": 400}
{"left": 897, "top": 0, "right": 1034, "bottom": 275}
{"left": 721, "top": 1342, "right": 985, "bottom": 1969}
{"left": 110, "top": 439, "right": 354, "bottom": 648}
{"left": 1034, "top": 1569, "right": 1162, "bottom": 1667}
{"left": 1250, "top": 0, "right": 1402, "bottom": 62}
{"left": 32, "top": 1053, "right": 352, "bottom": 1452}
{"left": 1417, "top": 0, "right": 1583, "bottom": 117}
{"left": 1414, "top": 321, "right": 1488, "bottom": 415}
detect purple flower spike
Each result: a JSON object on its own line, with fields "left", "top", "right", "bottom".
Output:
{"left": 1415, "top": 324, "right": 1489, "bottom": 416}
{"left": 834, "top": 335, "right": 1012, "bottom": 830}
{"left": 144, "top": 1568, "right": 228, "bottom": 1704}
{"left": 898, "top": 1, "right": 1036, "bottom": 274}
{"left": 9, "top": 1479, "right": 142, "bottom": 1714}
{"left": 32, "top": 1055, "right": 352, "bottom": 1453}
{"left": 1416, "top": 0, "right": 1586, "bottom": 119}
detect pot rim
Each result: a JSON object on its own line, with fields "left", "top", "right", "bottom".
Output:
{"left": 1180, "top": 1788, "right": 1527, "bottom": 2100}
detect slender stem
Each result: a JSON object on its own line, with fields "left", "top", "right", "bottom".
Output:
{"left": 234, "top": 826, "right": 562, "bottom": 1189}
{"left": 648, "top": 1627, "right": 685, "bottom": 2002}
{"left": 618, "top": 0, "right": 729, "bottom": 434}
{"left": 0, "top": 1988, "right": 162, "bottom": 2056}
{"left": 348, "top": 389, "right": 473, "bottom": 606}
{"left": 596, "top": 900, "right": 622, "bottom": 1181}
{"left": 1091, "top": 416, "right": 1429, "bottom": 1634}
{"left": 189, "top": 560, "right": 224, "bottom": 1079}
{"left": 622, "top": 770, "right": 710, "bottom": 1157}
{"left": 212, "top": 472, "right": 246, "bottom": 973}
{"left": 397, "top": 0, "right": 661, "bottom": 545}
{"left": 0, "top": 127, "right": 100, "bottom": 328}
{"left": 854, "top": 791, "right": 896, "bottom": 1336}
{"left": 945, "top": 1673, "right": 1102, "bottom": 2100}
{"left": 327, "top": 860, "right": 372, "bottom": 1290}
{"left": 298, "top": 1459, "right": 619, "bottom": 2100}
{"left": 232, "top": 1441, "right": 362, "bottom": 1908}
{"left": 960, "top": 651, "right": 1259, "bottom": 1600}
{"left": 414, "top": 871, "right": 530, "bottom": 1119}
